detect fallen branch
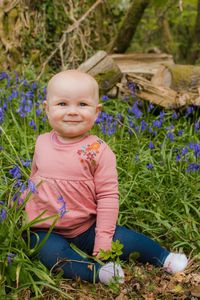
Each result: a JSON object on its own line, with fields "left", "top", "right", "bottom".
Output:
{"left": 37, "top": 0, "right": 103, "bottom": 79}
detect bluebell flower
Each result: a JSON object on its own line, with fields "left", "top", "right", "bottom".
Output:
{"left": 42, "top": 116, "right": 47, "bottom": 122}
{"left": 159, "top": 111, "right": 165, "bottom": 118}
{"left": 194, "top": 122, "right": 200, "bottom": 132}
{"left": 147, "top": 103, "right": 154, "bottom": 112}
{"left": 189, "top": 143, "right": 200, "bottom": 157}
{"left": 172, "top": 111, "right": 178, "bottom": 119}
{"left": 7, "top": 253, "right": 16, "bottom": 265}
{"left": 0, "top": 208, "right": 7, "bottom": 222}
{"left": 0, "top": 72, "right": 8, "bottom": 80}
{"left": 176, "top": 154, "right": 181, "bottom": 161}
{"left": 140, "top": 120, "right": 147, "bottom": 131}
{"left": 28, "top": 180, "right": 37, "bottom": 193}
{"left": 166, "top": 125, "right": 174, "bottom": 131}
{"left": 12, "top": 193, "right": 19, "bottom": 202}
{"left": 166, "top": 132, "right": 174, "bottom": 141}
{"left": 116, "top": 113, "right": 122, "bottom": 121}
{"left": 146, "top": 163, "right": 154, "bottom": 169}
{"left": 128, "top": 82, "right": 135, "bottom": 94}
{"left": 185, "top": 106, "right": 194, "bottom": 116}
{"left": 3, "top": 101, "right": 7, "bottom": 110}
{"left": 36, "top": 109, "right": 42, "bottom": 116}
{"left": 29, "top": 119, "right": 37, "bottom": 131}
{"left": 0, "top": 107, "right": 4, "bottom": 124}
{"left": 152, "top": 119, "right": 163, "bottom": 128}
{"left": 149, "top": 141, "right": 155, "bottom": 149}
{"left": 186, "top": 162, "right": 200, "bottom": 172}
{"left": 19, "top": 183, "right": 26, "bottom": 193}
{"left": 181, "top": 147, "right": 188, "bottom": 155}
{"left": 21, "top": 159, "right": 31, "bottom": 167}
{"left": 129, "top": 102, "right": 142, "bottom": 118}
{"left": 178, "top": 130, "right": 184, "bottom": 136}
{"left": 101, "top": 95, "right": 109, "bottom": 101}
{"left": 31, "top": 82, "right": 37, "bottom": 90}
{"left": 9, "top": 165, "right": 21, "bottom": 179}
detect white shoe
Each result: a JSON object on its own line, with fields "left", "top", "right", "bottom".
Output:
{"left": 163, "top": 253, "right": 188, "bottom": 274}
{"left": 99, "top": 262, "right": 125, "bottom": 285}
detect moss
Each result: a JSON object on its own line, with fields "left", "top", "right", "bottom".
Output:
{"left": 95, "top": 70, "right": 122, "bottom": 94}
{"left": 166, "top": 64, "right": 200, "bottom": 91}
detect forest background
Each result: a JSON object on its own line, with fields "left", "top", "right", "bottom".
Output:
{"left": 0, "top": 0, "right": 200, "bottom": 299}
{"left": 1, "top": 0, "right": 200, "bottom": 77}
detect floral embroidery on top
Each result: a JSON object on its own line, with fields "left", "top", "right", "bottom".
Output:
{"left": 77, "top": 139, "right": 103, "bottom": 170}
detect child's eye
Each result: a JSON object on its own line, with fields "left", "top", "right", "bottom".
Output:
{"left": 80, "top": 102, "right": 87, "bottom": 107}
{"left": 58, "top": 102, "right": 66, "bottom": 106}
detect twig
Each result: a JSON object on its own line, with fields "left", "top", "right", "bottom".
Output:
{"left": 37, "top": 0, "right": 103, "bottom": 80}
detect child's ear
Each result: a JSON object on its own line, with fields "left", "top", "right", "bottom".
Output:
{"left": 96, "top": 103, "right": 102, "bottom": 114}
{"left": 43, "top": 100, "right": 49, "bottom": 115}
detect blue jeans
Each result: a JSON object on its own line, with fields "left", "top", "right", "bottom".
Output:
{"left": 30, "top": 223, "right": 169, "bottom": 283}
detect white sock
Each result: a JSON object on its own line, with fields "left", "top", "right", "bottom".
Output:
{"left": 163, "top": 252, "right": 188, "bottom": 274}
{"left": 99, "top": 262, "right": 125, "bottom": 285}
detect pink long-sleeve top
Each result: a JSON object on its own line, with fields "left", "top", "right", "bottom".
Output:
{"left": 25, "top": 130, "right": 119, "bottom": 255}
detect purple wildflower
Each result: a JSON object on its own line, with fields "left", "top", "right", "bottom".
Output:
{"left": 0, "top": 208, "right": 7, "bottom": 222}
{"left": 172, "top": 111, "right": 178, "bottom": 119}
{"left": 21, "top": 159, "right": 32, "bottom": 167}
{"left": 101, "top": 95, "right": 109, "bottom": 101}
{"left": 194, "top": 122, "right": 200, "bottom": 132}
{"left": 146, "top": 163, "right": 154, "bottom": 169}
{"left": 176, "top": 154, "right": 181, "bottom": 161}
{"left": 36, "top": 109, "right": 42, "bottom": 116}
{"left": 128, "top": 82, "right": 135, "bottom": 94}
{"left": 186, "top": 162, "right": 200, "bottom": 172}
{"left": 0, "top": 107, "right": 4, "bottom": 124}
{"left": 9, "top": 165, "right": 21, "bottom": 179}
{"left": 29, "top": 119, "right": 37, "bottom": 131}
{"left": 152, "top": 119, "right": 163, "bottom": 128}
{"left": 129, "top": 102, "right": 142, "bottom": 118}
{"left": 178, "top": 130, "right": 184, "bottom": 136}
{"left": 185, "top": 106, "right": 194, "bottom": 117}
{"left": 166, "top": 125, "right": 174, "bottom": 131}
{"left": 181, "top": 147, "right": 188, "bottom": 155}
{"left": 166, "top": 132, "right": 174, "bottom": 141}
{"left": 7, "top": 253, "right": 16, "bottom": 265}
{"left": 159, "top": 111, "right": 165, "bottom": 118}
{"left": 28, "top": 180, "right": 37, "bottom": 193}
{"left": 147, "top": 103, "right": 154, "bottom": 112}
{"left": 140, "top": 120, "right": 148, "bottom": 131}
{"left": 149, "top": 141, "right": 155, "bottom": 149}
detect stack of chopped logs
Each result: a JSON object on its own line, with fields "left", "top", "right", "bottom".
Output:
{"left": 78, "top": 50, "right": 200, "bottom": 108}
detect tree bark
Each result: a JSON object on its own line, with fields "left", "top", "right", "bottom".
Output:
{"left": 187, "top": 0, "right": 200, "bottom": 64}
{"left": 108, "top": 0, "right": 150, "bottom": 53}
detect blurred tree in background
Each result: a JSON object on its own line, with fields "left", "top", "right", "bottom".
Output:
{"left": 0, "top": 0, "right": 199, "bottom": 76}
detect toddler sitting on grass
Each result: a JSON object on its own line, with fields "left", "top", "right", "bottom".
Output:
{"left": 26, "top": 70, "right": 188, "bottom": 284}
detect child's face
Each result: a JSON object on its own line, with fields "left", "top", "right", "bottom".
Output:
{"left": 44, "top": 71, "right": 101, "bottom": 141}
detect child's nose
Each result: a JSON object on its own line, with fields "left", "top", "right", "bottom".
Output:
{"left": 66, "top": 105, "right": 78, "bottom": 115}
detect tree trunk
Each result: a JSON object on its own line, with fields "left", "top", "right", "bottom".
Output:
{"left": 108, "top": 0, "right": 150, "bottom": 53}
{"left": 187, "top": 0, "right": 200, "bottom": 64}
{"left": 151, "top": 64, "right": 200, "bottom": 93}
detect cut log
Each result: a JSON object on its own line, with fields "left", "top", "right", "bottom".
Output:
{"left": 78, "top": 50, "right": 122, "bottom": 94}
{"left": 151, "top": 64, "right": 200, "bottom": 93}
{"left": 125, "top": 73, "right": 200, "bottom": 108}
{"left": 109, "top": 53, "right": 174, "bottom": 76}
